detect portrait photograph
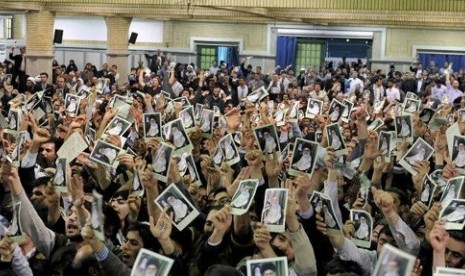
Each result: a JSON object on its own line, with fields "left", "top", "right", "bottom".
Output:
{"left": 89, "top": 139, "right": 120, "bottom": 168}
{"left": 246, "top": 257, "right": 288, "bottom": 276}
{"left": 440, "top": 176, "right": 464, "bottom": 204}
{"left": 328, "top": 99, "right": 345, "bottom": 123}
{"left": 154, "top": 183, "right": 200, "bottom": 231}
{"left": 373, "top": 244, "right": 415, "bottom": 276}
{"left": 419, "top": 108, "right": 434, "bottom": 124}
{"left": 25, "top": 93, "right": 41, "bottom": 111}
{"left": 350, "top": 210, "right": 373, "bottom": 248}
{"left": 103, "top": 116, "right": 131, "bottom": 137}
{"left": 179, "top": 106, "right": 195, "bottom": 132}
{"left": 288, "top": 101, "right": 299, "bottom": 123}
{"left": 399, "top": 138, "right": 434, "bottom": 176}
{"left": 7, "top": 108, "right": 21, "bottom": 131}
{"left": 326, "top": 123, "right": 347, "bottom": 156}
{"left": 244, "top": 86, "right": 268, "bottom": 103}
{"left": 403, "top": 98, "right": 421, "bottom": 114}
{"left": 152, "top": 142, "right": 174, "bottom": 183}
{"left": 131, "top": 171, "right": 145, "bottom": 197}
{"left": 378, "top": 131, "right": 392, "bottom": 161}
{"left": 420, "top": 176, "right": 437, "bottom": 209}
{"left": 394, "top": 115, "right": 413, "bottom": 142}
{"left": 53, "top": 157, "right": 67, "bottom": 193}
{"left": 219, "top": 133, "right": 240, "bottom": 166}
{"left": 440, "top": 199, "right": 465, "bottom": 230}
{"left": 230, "top": 179, "right": 259, "bottom": 216}
{"left": 162, "top": 118, "right": 193, "bottom": 155}
{"left": 194, "top": 103, "right": 203, "bottom": 123}
{"left": 131, "top": 248, "right": 174, "bottom": 276}
{"left": 173, "top": 96, "right": 191, "bottom": 108}
{"left": 341, "top": 99, "right": 354, "bottom": 123}
{"left": 143, "top": 113, "right": 162, "bottom": 139}
{"left": 274, "top": 108, "right": 287, "bottom": 126}
{"left": 306, "top": 99, "right": 323, "bottom": 119}
{"left": 212, "top": 146, "right": 224, "bottom": 168}
{"left": 91, "top": 190, "right": 105, "bottom": 241}
{"left": 199, "top": 108, "right": 214, "bottom": 137}
{"left": 261, "top": 188, "right": 288, "bottom": 233}
{"left": 320, "top": 195, "right": 342, "bottom": 235}
{"left": 368, "top": 118, "right": 384, "bottom": 131}
{"left": 452, "top": 135, "right": 465, "bottom": 173}
{"left": 288, "top": 138, "right": 318, "bottom": 177}
{"left": 64, "top": 93, "right": 81, "bottom": 115}
{"left": 9, "top": 201, "right": 24, "bottom": 243}
{"left": 254, "top": 124, "right": 281, "bottom": 155}
{"left": 181, "top": 153, "right": 202, "bottom": 187}
{"left": 430, "top": 169, "right": 448, "bottom": 192}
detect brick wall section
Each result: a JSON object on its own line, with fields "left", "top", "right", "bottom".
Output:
{"left": 105, "top": 16, "right": 131, "bottom": 53}
{"left": 26, "top": 11, "right": 54, "bottom": 52}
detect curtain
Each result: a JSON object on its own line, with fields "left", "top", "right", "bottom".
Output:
{"left": 217, "top": 46, "right": 240, "bottom": 69}
{"left": 276, "top": 36, "right": 297, "bottom": 71}
{"left": 419, "top": 53, "right": 465, "bottom": 72}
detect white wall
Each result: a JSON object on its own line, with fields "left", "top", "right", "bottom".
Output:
{"left": 129, "top": 19, "right": 163, "bottom": 44}
{"left": 53, "top": 16, "right": 107, "bottom": 41}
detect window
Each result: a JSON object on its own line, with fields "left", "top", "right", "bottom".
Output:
{"left": 197, "top": 45, "right": 217, "bottom": 70}
{"left": 295, "top": 40, "right": 324, "bottom": 71}
{"left": 4, "top": 17, "right": 12, "bottom": 39}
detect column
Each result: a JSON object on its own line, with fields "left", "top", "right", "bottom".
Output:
{"left": 105, "top": 16, "right": 131, "bottom": 86}
{"left": 25, "top": 11, "right": 54, "bottom": 80}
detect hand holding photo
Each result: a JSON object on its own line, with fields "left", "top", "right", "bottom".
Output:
{"left": 254, "top": 124, "right": 281, "bottom": 155}
{"left": 219, "top": 133, "right": 241, "bottom": 166}
{"left": 452, "top": 135, "right": 465, "bottom": 173}
{"left": 306, "top": 99, "right": 323, "bottom": 119}
{"left": 65, "top": 94, "right": 81, "bottom": 115}
{"left": 373, "top": 244, "right": 416, "bottom": 276}
{"left": 326, "top": 123, "right": 348, "bottom": 156}
{"left": 161, "top": 118, "right": 193, "bottom": 155}
{"left": 440, "top": 176, "right": 464, "bottom": 204}
{"left": 394, "top": 115, "right": 413, "bottom": 142}
{"left": 328, "top": 99, "right": 345, "bottom": 123}
{"left": 154, "top": 183, "right": 200, "bottom": 231}
{"left": 398, "top": 138, "right": 434, "bottom": 176}
{"left": 246, "top": 257, "right": 288, "bottom": 276}
{"left": 288, "top": 138, "right": 318, "bottom": 177}
{"left": 152, "top": 142, "right": 174, "bottom": 183}
{"left": 439, "top": 199, "right": 465, "bottom": 230}
{"left": 89, "top": 139, "right": 121, "bottom": 168}
{"left": 350, "top": 209, "right": 373, "bottom": 248}
{"left": 230, "top": 179, "right": 259, "bottom": 216}
{"left": 420, "top": 176, "right": 437, "bottom": 209}
{"left": 143, "top": 113, "right": 162, "bottom": 139}
{"left": 403, "top": 98, "right": 421, "bottom": 114}
{"left": 103, "top": 116, "right": 131, "bottom": 137}
{"left": 261, "top": 188, "right": 288, "bottom": 233}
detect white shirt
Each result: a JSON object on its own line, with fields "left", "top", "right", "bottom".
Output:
{"left": 386, "top": 87, "right": 400, "bottom": 101}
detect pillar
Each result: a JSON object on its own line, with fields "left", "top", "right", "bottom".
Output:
{"left": 25, "top": 11, "right": 54, "bottom": 80}
{"left": 105, "top": 16, "right": 131, "bottom": 86}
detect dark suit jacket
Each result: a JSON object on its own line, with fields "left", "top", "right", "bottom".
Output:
{"left": 9, "top": 53, "right": 25, "bottom": 74}
{"left": 35, "top": 83, "right": 54, "bottom": 97}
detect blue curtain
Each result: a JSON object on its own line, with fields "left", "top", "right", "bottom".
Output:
{"left": 419, "top": 53, "right": 465, "bottom": 72}
{"left": 218, "top": 46, "right": 240, "bottom": 70}
{"left": 276, "top": 36, "right": 297, "bottom": 70}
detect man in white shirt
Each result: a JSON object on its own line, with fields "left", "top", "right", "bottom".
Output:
{"left": 446, "top": 78, "right": 464, "bottom": 103}
{"left": 385, "top": 80, "right": 400, "bottom": 102}
{"left": 237, "top": 77, "right": 249, "bottom": 101}
{"left": 347, "top": 72, "right": 364, "bottom": 94}
{"left": 431, "top": 79, "right": 448, "bottom": 100}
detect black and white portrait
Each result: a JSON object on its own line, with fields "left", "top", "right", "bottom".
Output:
{"left": 254, "top": 124, "right": 280, "bottom": 154}
{"left": 143, "top": 113, "right": 162, "bottom": 138}
{"left": 200, "top": 108, "right": 214, "bottom": 137}
{"left": 368, "top": 119, "right": 384, "bottom": 131}
{"left": 399, "top": 138, "right": 434, "bottom": 175}
{"left": 162, "top": 118, "right": 192, "bottom": 155}
{"left": 152, "top": 143, "right": 174, "bottom": 183}
{"left": 420, "top": 176, "right": 437, "bottom": 209}
{"left": 306, "top": 99, "right": 323, "bottom": 118}
{"left": 9, "top": 201, "right": 24, "bottom": 243}
{"left": 328, "top": 99, "right": 345, "bottom": 123}
{"left": 179, "top": 106, "right": 195, "bottom": 131}
{"left": 394, "top": 115, "right": 413, "bottom": 142}
{"left": 440, "top": 176, "right": 464, "bottom": 204}
{"left": 378, "top": 131, "right": 392, "bottom": 161}
{"left": 246, "top": 257, "right": 288, "bottom": 276}
{"left": 326, "top": 123, "right": 347, "bottom": 156}
{"left": 90, "top": 140, "right": 120, "bottom": 167}
{"left": 351, "top": 210, "right": 373, "bottom": 248}
{"left": 261, "top": 188, "right": 288, "bottom": 233}
{"left": 440, "top": 199, "right": 465, "bottom": 230}
{"left": 289, "top": 138, "right": 318, "bottom": 177}
{"left": 452, "top": 135, "right": 465, "bottom": 171}
{"left": 341, "top": 100, "right": 354, "bottom": 122}
{"left": 230, "top": 179, "right": 259, "bottom": 215}
{"left": 403, "top": 99, "right": 421, "bottom": 114}
{"left": 219, "top": 134, "right": 240, "bottom": 166}
{"left": 131, "top": 249, "right": 174, "bottom": 276}
{"left": 53, "top": 157, "right": 67, "bottom": 192}
{"left": 419, "top": 108, "right": 434, "bottom": 124}
{"left": 65, "top": 94, "right": 80, "bottom": 115}
{"left": 7, "top": 109, "right": 20, "bottom": 130}
{"left": 155, "top": 183, "right": 200, "bottom": 231}
{"left": 373, "top": 244, "right": 415, "bottom": 276}
{"left": 104, "top": 116, "right": 131, "bottom": 137}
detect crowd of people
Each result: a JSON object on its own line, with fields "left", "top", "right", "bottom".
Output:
{"left": 0, "top": 42, "right": 463, "bottom": 276}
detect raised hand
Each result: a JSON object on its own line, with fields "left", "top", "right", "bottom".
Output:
{"left": 371, "top": 187, "right": 394, "bottom": 214}
{"left": 150, "top": 209, "right": 173, "bottom": 241}
{"left": 430, "top": 220, "right": 449, "bottom": 253}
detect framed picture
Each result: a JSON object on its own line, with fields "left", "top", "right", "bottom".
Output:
{"left": 230, "top": 179, "right": 259, "bottom": 216}
{"left": 439, "top": 199, "right": 465, "bottom": 231}
{"left": 350, "top": 209, "right": 373, "bottom": 248}
{"left": 306, "top": 99, "right": 323, "bottom": 119}
{"left": 64, "top": 93, "right": 81, "bottom": 115}
{"left": 326, "top": 123, "right": 348, "bottom": 156}
{"left": 162, "top": 118, "right": 193, "bottom": 156}
{"left": 219, "top": 133, "right": 241, "bottom": 166}
{"left": 246, "top": 257, "right": 288, "bottom": 276}
{"left": 131, "top": 248, "right": 174, "bottom": 276}
{"left": 399, "top": 138, "right": 434, "bottom": 176}
{"left": 154, "top": 183, "right": 200, "bottom": 231}
{"left": 261, "top": 188, "right": 288, "bottom": 233}
{"left": 328, "top": 99, "right": 345, "bottom": 123}
{"left": 143, "top": 113, "right": 162, "bottom": 139}
{"left": 152, "top": 142, "right": 175, "bottom": 183}
{"left": 89, "top": 140, "right": 121, "bottom": 168}
{"left": 199, "top": 109, "right": 215, "bottom": 138}
{"left": 179, "top": 106, "right": 196, "bottom": 132}
{"left": 254, "top": 124, "right": 281, "bottom": 155}
{"left": 373, "top": 244, "right": 416, "bottom": 276}
{"left": 288, "top": 138, "right": 318, "bottom": 177}
{"left": 53, "top": 157, "right": 67, "bottom": 193}
{"left": 394, "top": 115, "right": 413, "bottom": 143}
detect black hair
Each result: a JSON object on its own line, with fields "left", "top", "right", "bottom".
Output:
{"left": 261, "top": 262, "right": 277, "bottom": 272}
{"left": 324, "top": 257, "right": 363, "bottom": 275}
{"left": 211, "top": 187, "right": 228, "bottom": 198}
{"left": 449, "top": 230, "right": 465, "bottom": 243}
{"left": 103, "top": 203, "right": 120, "bottom": 242}
{"left": 126, "top": 222, "right": 160, "bottom": 252}
{"left": 385, "top": 187, "right": 408, "bottom": 206}
{"left": 40, "top": 72, "right": 49, "bottom": 78}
